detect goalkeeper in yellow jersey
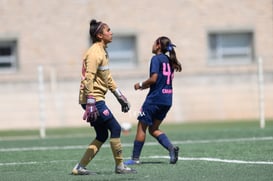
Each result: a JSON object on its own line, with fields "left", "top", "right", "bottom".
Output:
{"left": 71, "top": 19, "right": 136, "bottom": 175}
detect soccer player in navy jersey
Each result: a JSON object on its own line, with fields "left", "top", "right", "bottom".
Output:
{"left": 124, "top": 36, "right": 182, "bottom": 165}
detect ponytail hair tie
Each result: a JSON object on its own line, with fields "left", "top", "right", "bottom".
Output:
{"left": 166, "top": 43, "right": 176, "bottom": 52}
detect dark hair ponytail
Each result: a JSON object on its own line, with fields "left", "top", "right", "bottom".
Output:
{"left": 89, "top": 19, "right": 105, "bottom": 43}
{"left": 157, "top": 36, "right": 182, "bottom": 72}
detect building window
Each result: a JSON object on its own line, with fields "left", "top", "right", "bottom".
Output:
{"left": 107, "top": 34, "right": 137, "bottom": 69}
{"left": 0, "top": 39, "right": 18, "bottom": 72}
{"left": 208, "top": 31, "right": 254, "bottom": 64}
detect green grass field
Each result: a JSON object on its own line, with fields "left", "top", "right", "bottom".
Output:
{"left": 0, "top": 120, "right": 273, "bottom": 181}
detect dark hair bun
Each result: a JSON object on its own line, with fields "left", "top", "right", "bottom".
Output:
{"left": 90, "top": 19, "right": 97, "bottom": 26}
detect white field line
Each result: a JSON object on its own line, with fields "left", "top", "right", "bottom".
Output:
{"left": 0, "top": 134, "right": 90, "bottom": 141}
{"left": 0, "top": 160, "right": 76, "bottom": 166}
{"left": 149, "top": 156, "right": 273, "bottom": 165}
{"left": 1, "top": 156, "right": 273, "bottom": 166}
{"left": 0, "top": 136, "right": 272, "bottom": 152}
{"left": 0, "top": 136, "right": 273, "bottom": 166}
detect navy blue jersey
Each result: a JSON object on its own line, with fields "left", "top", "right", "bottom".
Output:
{"left": 144, "top": 54, "right": 174, "bottom": 106}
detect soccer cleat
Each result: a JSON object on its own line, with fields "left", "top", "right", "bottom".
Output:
{"left": 169, "top": 146, "right": 179, "bottom": 164}
{"left": 115, "top": 164, "right": 137, "bottom": 174}
{"left": 71, "top": 163, "right": 96, "bottom": 175}
{"left": 124, "top": 159, "right": 141, "bottom": 165}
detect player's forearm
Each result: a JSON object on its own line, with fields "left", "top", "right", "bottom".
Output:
{"left": 135, "top": 73, "right": 158, "bottom": 90}
{"left": 140, "top": 79, "right": 153, "bottom": 89}
{"left": 134, "top": 78, "right": 155, "bottom": 90}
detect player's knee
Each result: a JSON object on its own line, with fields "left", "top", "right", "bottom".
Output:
{"left": 96, "top": 133, "right": 109, "bottom": 143}
{"left": 149, "top": 128, "right": 161, "bottom": 138}
{"left": 148, "top": 129, "right": 155, "bottom": 136}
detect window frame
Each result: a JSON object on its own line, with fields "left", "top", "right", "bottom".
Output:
{"left": 0, "top": 38, "right": 18, "bottom": 73}
{"left": 207, "top": 30, "right": 255, "bottom": 65}
{"left": 106, "top": 33, "right": 138, "bottom": 69}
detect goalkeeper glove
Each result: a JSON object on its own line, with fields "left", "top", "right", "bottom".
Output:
{"left": 113, "top": 89, "right": 130, "bottom": 113}
{"left": 83, "top": 96, "right": 99, "bottom": 123}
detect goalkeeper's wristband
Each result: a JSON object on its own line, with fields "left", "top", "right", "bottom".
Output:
{"left": 139, "top": 82, "right": 143, "bottom": 88}
{"left": 114, "top": 88, "right": 122, "bottom": 97}
{"left": 87, "top": 96, "right": 96, "bottom": 104}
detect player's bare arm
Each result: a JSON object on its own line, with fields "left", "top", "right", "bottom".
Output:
{"left": 134, "top": 73, "right": 158, "bottom": 90}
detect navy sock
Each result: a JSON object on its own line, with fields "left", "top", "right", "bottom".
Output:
{"left": 156, "top": 133, "right": 173, "bottom": 151}
{"left": 132, "top": 140, "right": 144, "bottom": 160}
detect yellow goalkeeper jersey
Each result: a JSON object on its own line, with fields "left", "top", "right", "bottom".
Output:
{"left": 79, "top": 42, "right": 117, "bottom": 104}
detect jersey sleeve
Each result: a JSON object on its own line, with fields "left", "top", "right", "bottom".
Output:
{"left": 82, "top": 51, "right": 100, "bottom": 96}
{"left": 150, "top": 56, "right": 160, "bottom": 75}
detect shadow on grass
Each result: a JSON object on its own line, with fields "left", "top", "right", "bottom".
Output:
{"left": 69, "top": 171, "right": 137, "bottom": 180}
{"left": 140, "top": 161, "right": 166, "bottom": 164}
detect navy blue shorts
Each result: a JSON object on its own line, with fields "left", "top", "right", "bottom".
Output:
{"left": 137, "top": 102, "right": 171, "bottom": 126}
{"left": 81, "top": 101, "right": 121, "bottom": 142}
{"left": 81, "top": 101, "right": 114, "bottom": 124}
